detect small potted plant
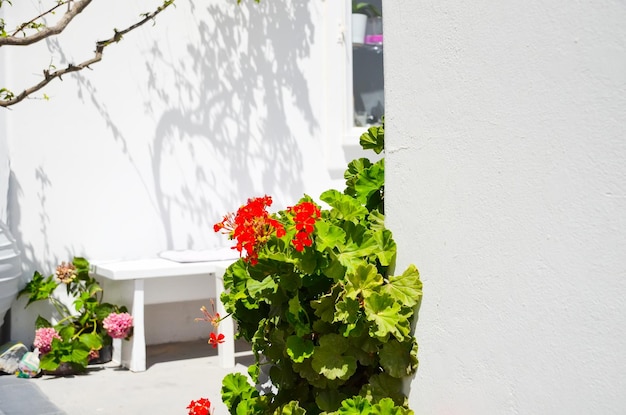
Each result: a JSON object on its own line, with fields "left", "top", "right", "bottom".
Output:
{"left": 352, "top": 1, "right": 380, "bottom": 45}
{"left": 18, "top": 257, "right": 133, "bottom": 375}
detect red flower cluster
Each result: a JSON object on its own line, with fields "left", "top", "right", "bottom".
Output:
{"left": 288, "top": 201, "right": 321, "bottom": 252}
{"left": 187, "top": 398, "right": 212, "bottom": 415}
{"left": 209, "top": 332, "right": 225, "bottom": 348}
{"left": 214, "top": 196, "right": 285, "bottom": 265}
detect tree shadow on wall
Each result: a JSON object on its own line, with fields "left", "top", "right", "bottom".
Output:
{"left": 142, "top": 1, "right": 318, "bottom": 247}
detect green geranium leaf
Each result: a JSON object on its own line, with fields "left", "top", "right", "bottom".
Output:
{"left": 293, "top": 358, "right": 330, "bottom": 389}
{"left": 345, "top": 158, "right": 373, "bottom": 197}
{"left": 276, "top": 400, "right": 306, "bottom": 415}
{"left": 345, "top": 264, "right": 382, "bottom": 300}
{"left": 364, "top": 292, "right": 410, "bottom": 341}
{"left": 287, "top": 295, "right": 311, "bottom": 337}
{"left": 365, "top": 373, "right": 405, "bottom": 406}
{"left": 315, "top": 220, "right": 347, "bottom": 252}
{"left": 334, "top": 298, "right": 361, "bottom": 336}
{"left": 373, "top": 228, "right": 396, "bottom": 267}
{"left": 312, "top": 334, "right": 357, "bottom": 381}
{"left": 247, "top": 275, "right": 277, "bottom": 299}
{"left": 320, "top": 189, "right": 369, "bottom": 222}
{"left": 316, "top": 389, "right": 347, "bottom": 412}
{"left": 359, "top": 124, "right": 384, "bottom": 154}
{"left": 334, "top": 396, "right": 372, "bottom": 415}
{"left": 353, "top": 159, "right": 384, "bottom": 205}
{"left": 279, "top": 271, "right": 303, "bottom": 292}
{"left": 366, "top": 209, "right": 386, "bottom": 232}
{"left": 380, "top": 339, "right": 418, "bottom": 378}
{"left": 222, "top": 373, "right": 257, "bottom": 412}
{"left": 311, "top": 285, "right": 341, "bottom": 323}
{"left": 383, "top": 265, "right": 422, "bottom": 309}
{"left": 337, "top": 238, "right": 378, "bottom": 274}
{"left": 323, "top": 252, "right": 348, "bottom": 281}
{"left": 372, "top": 398, "right": 414, "bottom": 415}
{"left": 286, "top": 335, "right": 315, "bottom": 363}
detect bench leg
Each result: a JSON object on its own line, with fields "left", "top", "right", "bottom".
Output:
{"left": 215, "top": 266, "right": 235, "bottom": 368}
{"left": 122, "top": 279, "right": 146, "bottom": 372}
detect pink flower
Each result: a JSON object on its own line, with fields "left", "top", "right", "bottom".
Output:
{"left": 34, "top": 327, "right": 61, "bottom": 354}
{"left": 102, "top": 312, "right": 133, "bottom": 339}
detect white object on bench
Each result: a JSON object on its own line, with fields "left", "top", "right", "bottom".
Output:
{"left": 90, "top": 257, "right": 237, "bottom": 372}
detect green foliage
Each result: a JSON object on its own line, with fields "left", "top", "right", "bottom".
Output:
{"left": 18, "top": 257, "right": 128, "bottom": 373}
{"left": 352, "top": 2, "right": 381, "bottom": 17}
{"left": 219, "top": 126, "right": 421, "bottom": 414}
{"left": 345, "top": 123, "right": 385, "bottom": 213}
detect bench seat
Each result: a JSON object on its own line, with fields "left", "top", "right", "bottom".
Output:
{"left": 90, "top": 258, "right": 238, "bottom": 372}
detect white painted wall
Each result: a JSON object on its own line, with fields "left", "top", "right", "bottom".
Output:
{"left": 4, "top": 0, "right": 354, "bottom": 345}
{"left": 385, "top": 1, "right": 626, "bottom": 414}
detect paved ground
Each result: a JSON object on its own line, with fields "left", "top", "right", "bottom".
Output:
{"left": 9, "top": 341, "right": 253, "bottom": 415}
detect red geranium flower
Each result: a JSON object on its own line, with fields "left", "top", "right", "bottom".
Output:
{"left": 214, "top": 196, "right": 285, "bottom": 264}
{"left": 208, "top": 332, "right": 225, "bottom": 348}
{"left": 288, "top": 201, "right": 321, "bottom": 252}
{"left": 187, "top": 397, "right": 211, "bottom": 415}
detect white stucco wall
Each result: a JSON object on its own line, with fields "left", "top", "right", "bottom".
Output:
{"left": 4, "top": 0, "right": 352, "bottom": 344}
{"left": 385, "top": 1, "right": 626, "bottom": 414}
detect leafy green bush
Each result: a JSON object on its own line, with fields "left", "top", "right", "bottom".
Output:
{"left": 216, "top": 123, "right": 422, "bottom": 414}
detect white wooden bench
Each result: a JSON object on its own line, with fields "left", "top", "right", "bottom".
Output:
{"left": 90, "top": 257, "right": 240, "bottom": 372}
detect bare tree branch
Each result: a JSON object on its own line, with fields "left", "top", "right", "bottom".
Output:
{"left": 0, "top": 0, "right": 93, "bottom": 47}
{"left": 0, "top": 0, "right": 174, "bottom": 108}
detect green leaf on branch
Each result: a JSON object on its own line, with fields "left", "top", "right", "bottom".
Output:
{"left": 311, "top": 334, "right": 357, "bottom": 381}
{"left": 286, "top": 335, "right": 314, "bottom": 363}
{"left": 383, "top": 265, "right": 422, "bottom": 309}
{"left": 222, "top": 373, "right": 258, "bottom": 413}
{"left": 320, "top": 190, "right": 369, "bottom": 223}
{"left": 364, "top": 293, "right": 411, "bottom": 341}
{"left": 364, "top": 373, "right": 405, "bottom": 406}
{"left": 315, "top": 220, "right": 346, "bottom": 252}
{"left": 372, "top": 398, "right": 414, "bottom": 415}
{"left": 380, "top": 339, "right": 418, "bottom": 378}
{"left": 311, "top": 285, "right": 341, "bottom": 323}
{"left": 276, "top": 400, "right": 307, "bottom": 415}
{"left": 373, "top": 228, "right": 396, "bottom": 267}
{"left": 333, "top": 396, "right": 372, "bottom": 415}
{"left": 18, "top": 271, "right": 58, "bottom": 306}
{"left": 287, "top": 295, "right": 311, "bottom": 337}
{"left": 345, "top": 264, "right": 382, "bottom": 300}
{"left": 359, "top": 124, "right": 385, "bottom": 154}
{"left": 315, "top": 389, "right": 347, "bottom": 412}
{"left": 247, "top": 275, "right": 277, "bottom": 299}
{"left": 336, "top": 233, "right": 379, "bottom": 273}
{"left": 354, "top": 159, "right": 384, "bottom": 207}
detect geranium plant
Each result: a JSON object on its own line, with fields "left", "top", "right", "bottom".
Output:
{"left": 203, "top": 123, "right": 422, "bottom": 414}
{"left": 18, "top": 257, "right": 132, "bottom": 374}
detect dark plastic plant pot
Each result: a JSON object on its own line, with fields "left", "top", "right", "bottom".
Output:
{"left": 88, "top": 344, "right": 113, "bottom": 365}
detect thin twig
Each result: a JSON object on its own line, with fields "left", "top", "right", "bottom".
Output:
{"left": 0, "top": 0, "right": 174, "bottom": 107}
